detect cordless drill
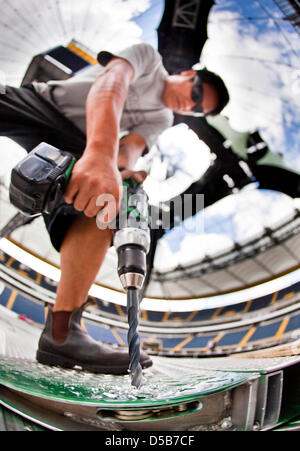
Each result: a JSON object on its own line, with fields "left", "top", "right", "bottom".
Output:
{"left": 113, "top": 178, "right": 151, "bottom": 389}
{"left": 9, "top": 143, "right": 150, "bottom": 388}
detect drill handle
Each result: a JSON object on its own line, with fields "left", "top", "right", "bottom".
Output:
{"left": 118, "top": 178, "right": 150, "bottom": 230}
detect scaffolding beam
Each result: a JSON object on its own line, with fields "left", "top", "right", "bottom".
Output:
{"left": 273, "top": 0, "right": 300, "bottom": 33}
{"left": 172, "top": 0, "right": 201, "bottom": 29}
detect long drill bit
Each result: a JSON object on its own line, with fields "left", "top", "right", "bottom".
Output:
{"left": 127, "top": 287, "right": 143, "bottom": 388}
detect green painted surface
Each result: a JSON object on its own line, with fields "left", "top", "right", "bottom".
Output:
{"left": 0, "top": 357, "right": 254, "bottom": 409}
{"left": 207, "top": 115, "right": 300, "bottom": 174}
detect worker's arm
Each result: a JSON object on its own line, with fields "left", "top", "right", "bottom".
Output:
{"left": 96, "top": 133, "right": 148, "bottom": 225}
{"left": 64, "top": 57, "right": 134, "bottom": 219}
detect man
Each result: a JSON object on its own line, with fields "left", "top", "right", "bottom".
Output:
{"left": 0, "top": 43, "right": 229, "bottom": 374}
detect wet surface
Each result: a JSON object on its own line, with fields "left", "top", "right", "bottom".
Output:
{"left": 0, "top": 305, "right": 253, "bottom": 408}
{"left": 0, "top": 356, "right": 251, "bottom": 408}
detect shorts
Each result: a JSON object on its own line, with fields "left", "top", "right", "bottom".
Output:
{"left": 0, "top": 85, "right": 87, "bottom": 251}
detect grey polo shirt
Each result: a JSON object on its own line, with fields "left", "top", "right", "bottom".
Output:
{"left": 32, "top": 43, "right": 174, "bottom": 152}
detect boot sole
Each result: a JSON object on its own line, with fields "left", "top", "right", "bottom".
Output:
{"left": 36, "top": 350, "right": 152, "bottom": 375}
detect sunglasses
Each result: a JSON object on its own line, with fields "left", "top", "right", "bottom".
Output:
{"left": 191, "top": 75, "right": 205, "bottom": 116}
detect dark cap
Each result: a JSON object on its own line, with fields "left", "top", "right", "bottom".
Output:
{"left": 194, "top": 69, "right": 230, "bottom": 116}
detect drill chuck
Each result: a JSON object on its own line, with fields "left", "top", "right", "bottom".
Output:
{"left": 117, "top": 245, "right": 146, "bottom": 290}
{"left": 113, "top": 227, "right": 150, "bottom": 254}
{"left": 114, "top": 227, "right": 150, "bottom": 290}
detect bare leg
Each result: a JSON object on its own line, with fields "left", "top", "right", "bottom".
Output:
{"left": 53, "top": 215, "right": 113, "bottom": 312}
{"left": 37, "top": 196, "right": 153, "bottom": 373}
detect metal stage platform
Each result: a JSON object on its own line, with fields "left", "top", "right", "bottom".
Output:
{"left": 0, "top": 305, "right": 299, "bottom": 431}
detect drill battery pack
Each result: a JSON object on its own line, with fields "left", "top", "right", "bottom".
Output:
{"left": 9, "top": 143, "right": 76, "bottom": 217}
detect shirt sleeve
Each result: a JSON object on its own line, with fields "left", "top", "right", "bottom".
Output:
{"left": 97, "top": 43, "right": 163, "bottom": 83}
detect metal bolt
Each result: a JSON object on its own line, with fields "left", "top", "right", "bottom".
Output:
{"left": 253, "top": 422, "right": 260, "bottom": 431}
{"left": 221, "top": 418, "right": 232, "bottom": 429}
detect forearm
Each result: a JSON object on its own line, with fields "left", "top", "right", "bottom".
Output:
{"left": 85, "top": 59, "right": 134, "bottom": 163}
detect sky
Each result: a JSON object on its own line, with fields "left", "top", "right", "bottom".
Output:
{"left": 0, "top": 0, "right": 300, "bottom": 303}
{"left": 203, "top": 0, "right": 300, "bottom": 169}
{"left": 134, "top": 0, "right": 300, "bottom": 273}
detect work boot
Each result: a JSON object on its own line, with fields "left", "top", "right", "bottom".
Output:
{"left": 36, "top": 302, "right": 152, "bottom": 375}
